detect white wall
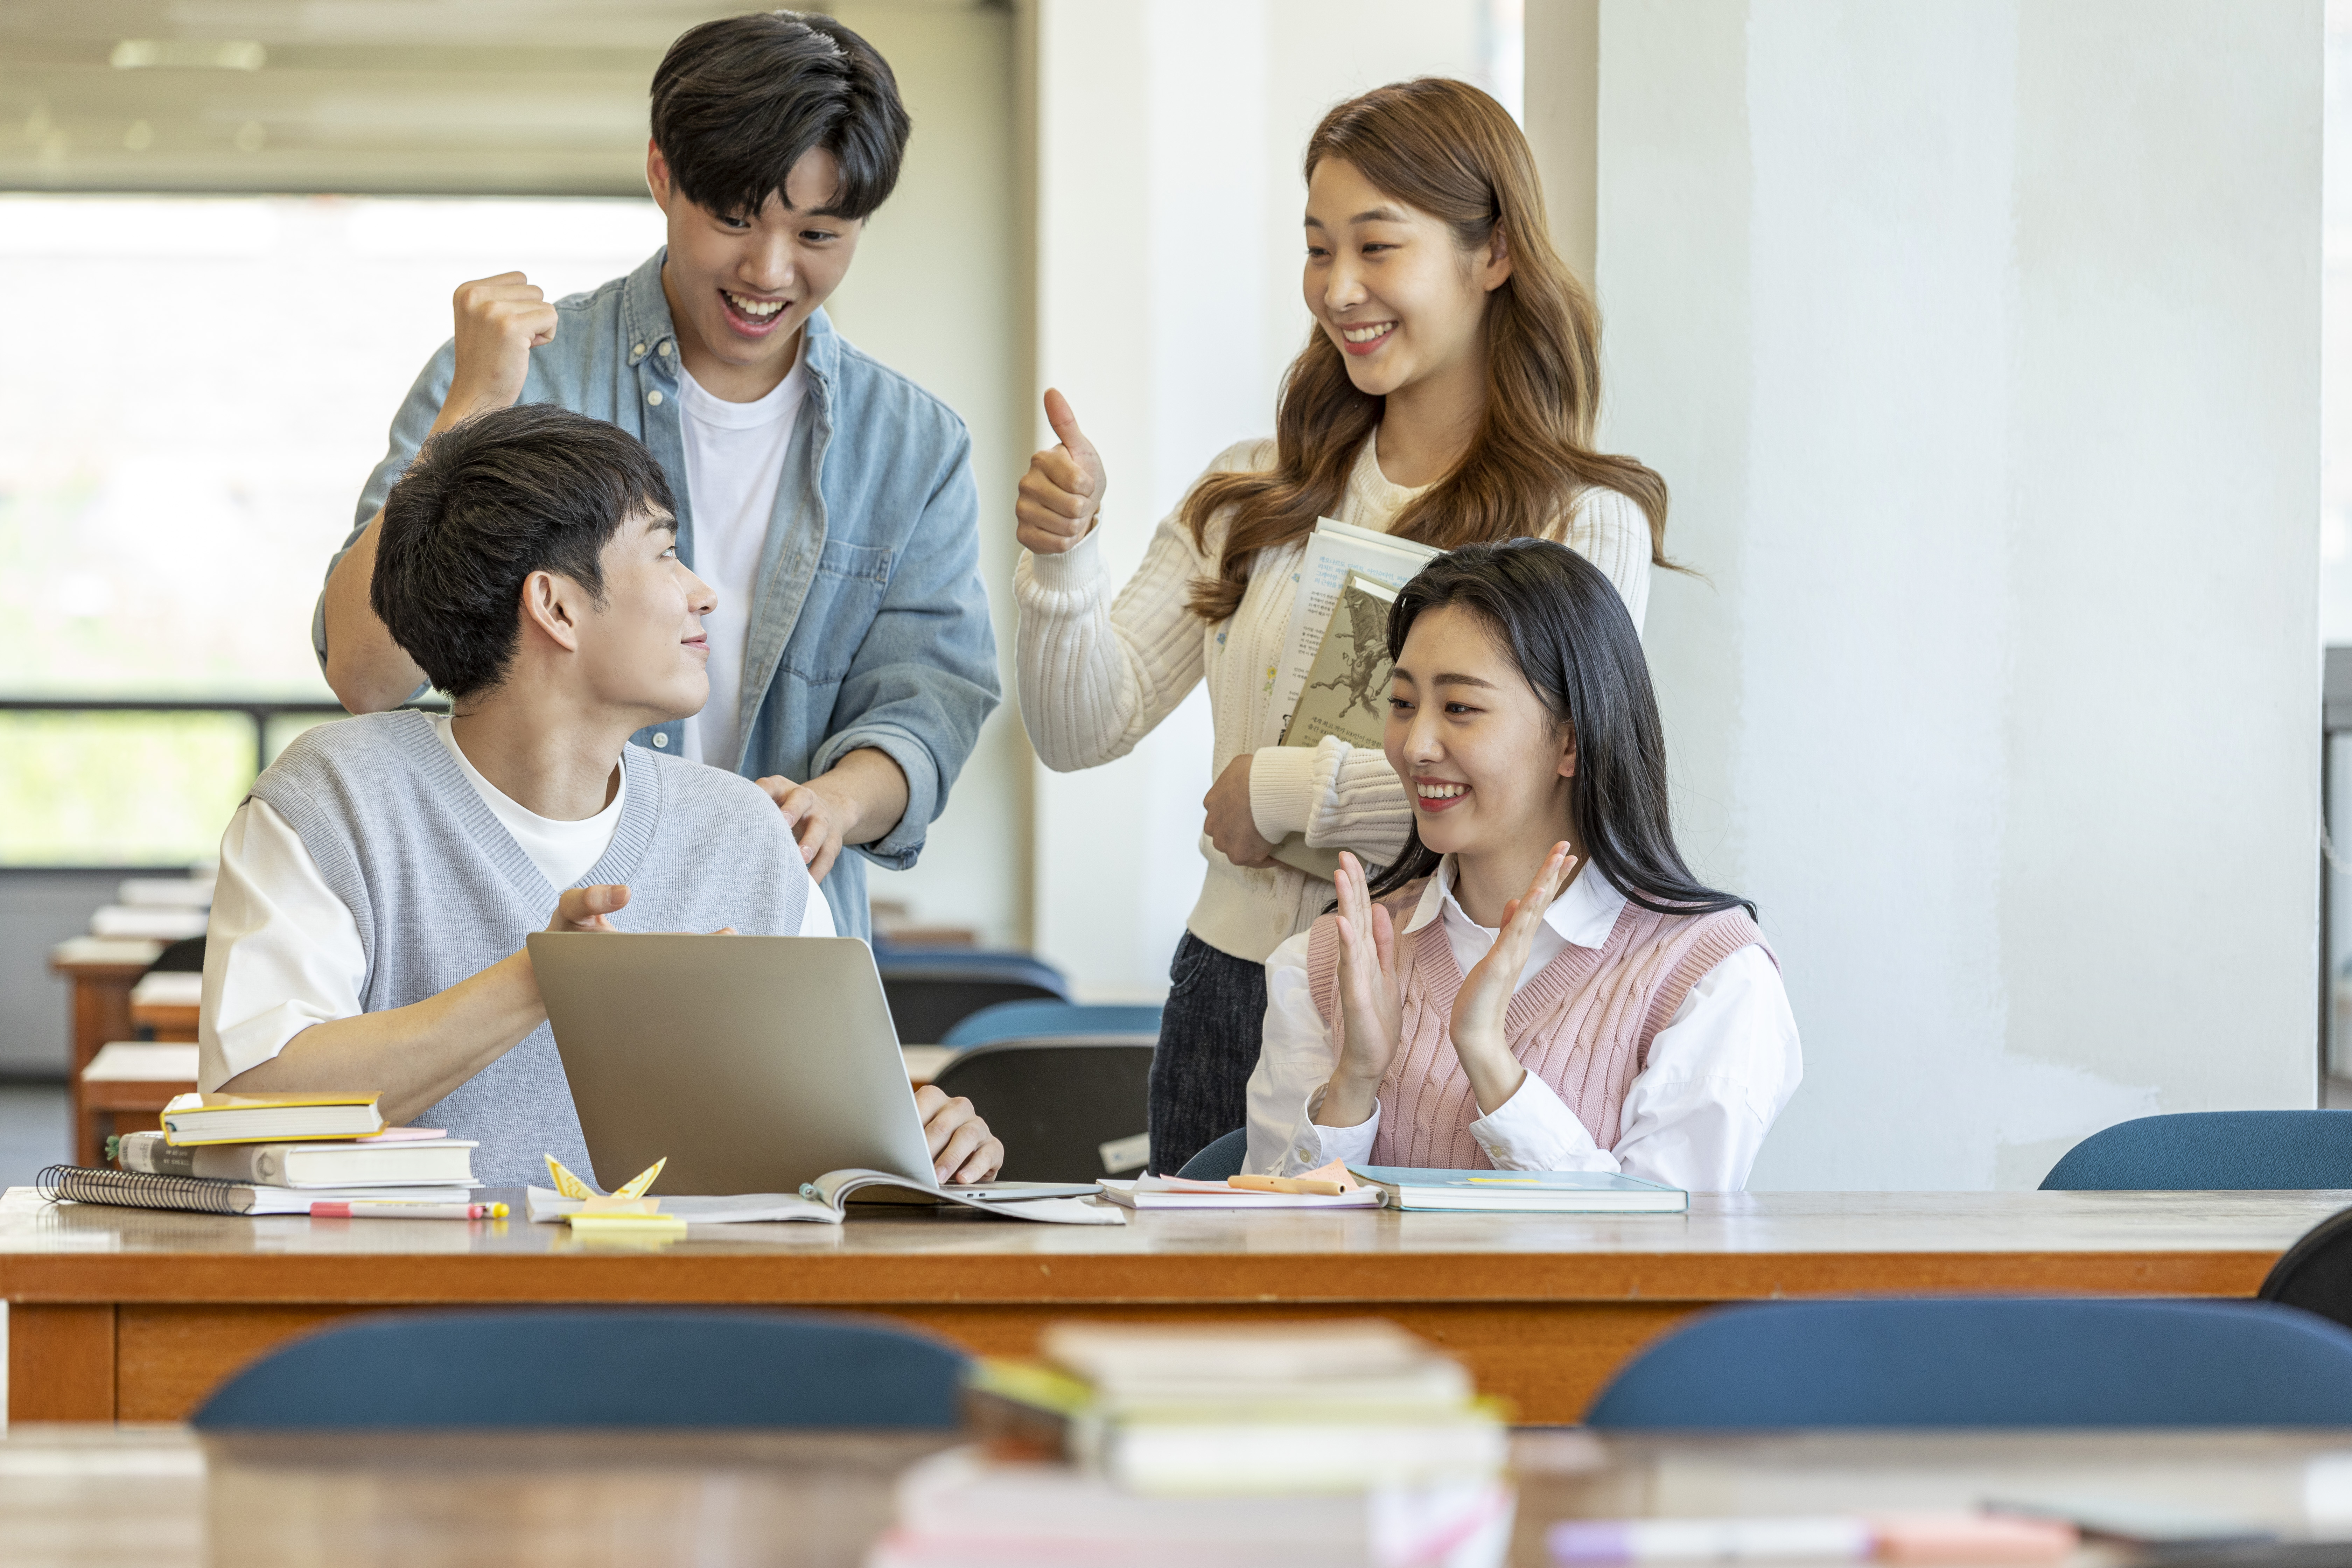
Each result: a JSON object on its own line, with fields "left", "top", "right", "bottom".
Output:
{"left": 1566, "top": 0, "right": 2322, "bottom": 1188}
{"left": 1026, "top": 0, "right": 1513, "bottom": 998}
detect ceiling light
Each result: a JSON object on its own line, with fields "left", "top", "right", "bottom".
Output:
{"left": 109, "top": 40, "right": 267, "bottom": 71}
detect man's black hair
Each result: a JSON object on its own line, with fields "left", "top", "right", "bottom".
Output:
{"left": 650, "top": 10, "right": 911, "bottom": 221}
{"left": 373, "top": 404, "right": 677, "bottom": 704}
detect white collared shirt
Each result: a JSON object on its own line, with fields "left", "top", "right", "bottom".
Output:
{"left": 1242, "top": 856, "right": 1801, "bottom": 1190}
{"left": 198, "top": 716, "right": 834, "bottom": 1090}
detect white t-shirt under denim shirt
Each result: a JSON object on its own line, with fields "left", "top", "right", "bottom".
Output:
{"left": 198, "top": 715, "right": 833, "bottom": 1089}
{"left": 676, "top": 351, "right": 808, "bottom": 772}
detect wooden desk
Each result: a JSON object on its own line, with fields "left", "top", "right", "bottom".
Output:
{"left": 48, "top": 938, "right": 164, "bottom": 1170}
{"left": 7, "top": 1423, "right": 2352, "bottom": 1567}
{"left": 48, "top": 938, "right": 164, "bottom": 1065}
{"left": 76, "top": 1042, "right": 200, "bottom": 1168}
{"left": 127, "top": 971, "right": 202, "bottom": 1043}
{"left": 3, "top": 1187, "right": 2337, "bottom": 1428}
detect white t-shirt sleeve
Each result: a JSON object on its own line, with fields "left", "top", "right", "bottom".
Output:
{"left": 198, "top": 799, "right": 368, "bottom": 1090}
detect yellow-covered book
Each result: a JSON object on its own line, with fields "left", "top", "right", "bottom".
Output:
{"left": 160, "top": 1091, "right": 385, "bottom": 1146}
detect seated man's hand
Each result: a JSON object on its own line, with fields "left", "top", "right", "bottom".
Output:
{"left": 549, "top": 884, "right": 629, "bottom": 932}
{"left": 915, "top": 1083, "right": 1004, "bottom": 1184}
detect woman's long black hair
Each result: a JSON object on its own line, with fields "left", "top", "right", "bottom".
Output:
{"left": 1367, "top": 537, "right": 1753, "bottom": 919}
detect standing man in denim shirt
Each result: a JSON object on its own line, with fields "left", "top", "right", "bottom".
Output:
{"left": 313, "top": 11, "right": 998, "bottom": 939}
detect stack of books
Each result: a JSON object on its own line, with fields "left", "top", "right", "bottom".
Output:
{"left": 40, "top": 1092, "right": 485, "bottom": 1217}
{"left": 868, "top": 1321, "right": 1512, "bottom": 1567}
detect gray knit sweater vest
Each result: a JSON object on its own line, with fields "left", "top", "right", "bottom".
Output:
{"left": 251, "top": 710, "right": 811, "bottom": 1186}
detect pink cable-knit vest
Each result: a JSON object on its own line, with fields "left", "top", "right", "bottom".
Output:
{"left": 1303, "top": 878, "right": 1774, "bottom": 1168}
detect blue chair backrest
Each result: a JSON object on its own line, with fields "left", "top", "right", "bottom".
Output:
{"left": 1176, "top": 1127, "right": 1250, "bottom": 1181}
{"left": 877, "top": 961, "right": 1072, "bottom": 1045}
{"left": 873, "top": 947, "right": 1070, "bottom": 984}
{"left": 192, "top": 1308, "right": 966, "bottom": 1430}
{"left": 940, "top": 1000, "right": 1163, "bottom": 1049}
{"left": 2040, "top": 1111, "right": 2352, "bottom": 1190}
{"left": 1585, "top": 1298, "right": 2352, "bottom": 1429}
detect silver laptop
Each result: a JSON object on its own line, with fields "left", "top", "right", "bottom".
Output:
{"left": 528, "top": 932, "right": 1070, "bottom": 1197}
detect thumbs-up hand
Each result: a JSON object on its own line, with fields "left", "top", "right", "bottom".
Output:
{"left": 1016, "top": 388, "right": 1108, "bottom": 556}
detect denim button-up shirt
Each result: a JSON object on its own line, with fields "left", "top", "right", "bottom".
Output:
{"left": 315, "top": 249, "right": 1001, "bottom": 938}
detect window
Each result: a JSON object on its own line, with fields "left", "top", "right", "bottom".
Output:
{"left": 0, "top": 193, "right": 664, "bottom": 866}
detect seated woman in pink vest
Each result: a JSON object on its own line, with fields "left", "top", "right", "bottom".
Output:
{"left": 1242, "top": 538, "right": 1800, "bottom": 1189}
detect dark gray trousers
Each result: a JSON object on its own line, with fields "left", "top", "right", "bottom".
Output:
{"left": 1145, "top": 931, "right": 1268, "bottom": 1176}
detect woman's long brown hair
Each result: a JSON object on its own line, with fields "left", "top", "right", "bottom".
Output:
{"left": 1182, "top": 77, "right": 1668, "bottom": 623}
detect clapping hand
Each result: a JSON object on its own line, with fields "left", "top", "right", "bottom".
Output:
{"left": 1315, "top": 852, "right": 1404, "bottom": 1129}
{"left": 1449, "top": 842, "right": 1576, "bottom": 1114}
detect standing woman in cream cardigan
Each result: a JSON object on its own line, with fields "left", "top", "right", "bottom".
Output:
{"left": 1014, "top": 78, "right": 1669, "bottom": 1175}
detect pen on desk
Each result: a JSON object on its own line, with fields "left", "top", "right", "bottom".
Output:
{"left": 309, "top": 1201, "right": 508, "bottom": 1220}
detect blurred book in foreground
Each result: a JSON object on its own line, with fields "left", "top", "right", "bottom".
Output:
{"left": 867, "top": 1448, "right": 1512, "bottom": 1568}
{"left": 951, "top": 1318, "right": 1510, "bottom": 1527}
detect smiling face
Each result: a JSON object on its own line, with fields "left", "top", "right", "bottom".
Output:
{"left": 1302, "top": 156, "right": 1510, "bottom": 401}
{"left": 556, "top": 510, "right": 718, "bottom": 726}
{"left": 1384, "top": 602, "right": 1576, "bottom": 863}
{"left": 649, "top": 140, "right": 863, "bottom": 399}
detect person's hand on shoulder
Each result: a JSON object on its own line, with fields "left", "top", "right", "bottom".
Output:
{"left": 755, "top": 773, "right": 846, "bottom": 882}
{"left": 915, "top": 1083, "right": 1004, "bottom": 1183}
{"left": 438, "top": 271, "right": 558, "bottom": 431}
{"left": 1016, "top": 388, "right": 1106, "bottom": 555}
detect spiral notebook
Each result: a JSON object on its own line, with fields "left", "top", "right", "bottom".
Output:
{"left": 38, "top": 1164, "right": 470, "bottom": 1216}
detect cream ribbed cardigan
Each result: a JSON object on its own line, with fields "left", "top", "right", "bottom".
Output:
{"left": 1014, "top": 435, "right": 1653, "bottom": 965}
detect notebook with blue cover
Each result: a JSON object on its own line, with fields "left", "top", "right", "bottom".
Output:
{"left": 1346, "top": 1166, "right": 1687, "bottom": 1214}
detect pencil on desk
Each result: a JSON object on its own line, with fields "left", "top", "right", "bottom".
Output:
{"left": 308, "top": 1200, "right": 508, "bottom": 1220}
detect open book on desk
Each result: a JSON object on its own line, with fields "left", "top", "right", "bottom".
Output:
{"left": 526, "top": 1171, "right": 1123, "bottom": 1227}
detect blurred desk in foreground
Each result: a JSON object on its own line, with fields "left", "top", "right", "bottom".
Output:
{"left": 3, "top": 1188, "right": 2334, "bottom": 1428}
{"left": 8, "top": 1423, "right": 2352, "bottom": 1568}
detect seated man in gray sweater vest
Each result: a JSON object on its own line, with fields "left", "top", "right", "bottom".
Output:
{"left": 196, "top": 405, "right": 1003, "bottom": 1189}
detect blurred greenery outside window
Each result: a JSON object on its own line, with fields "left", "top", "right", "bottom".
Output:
{"left": 0, "top": 192, "right": 663, "bottom": 868}
{"left": 0, "top": 710, "right": 343, "bottom": 867}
